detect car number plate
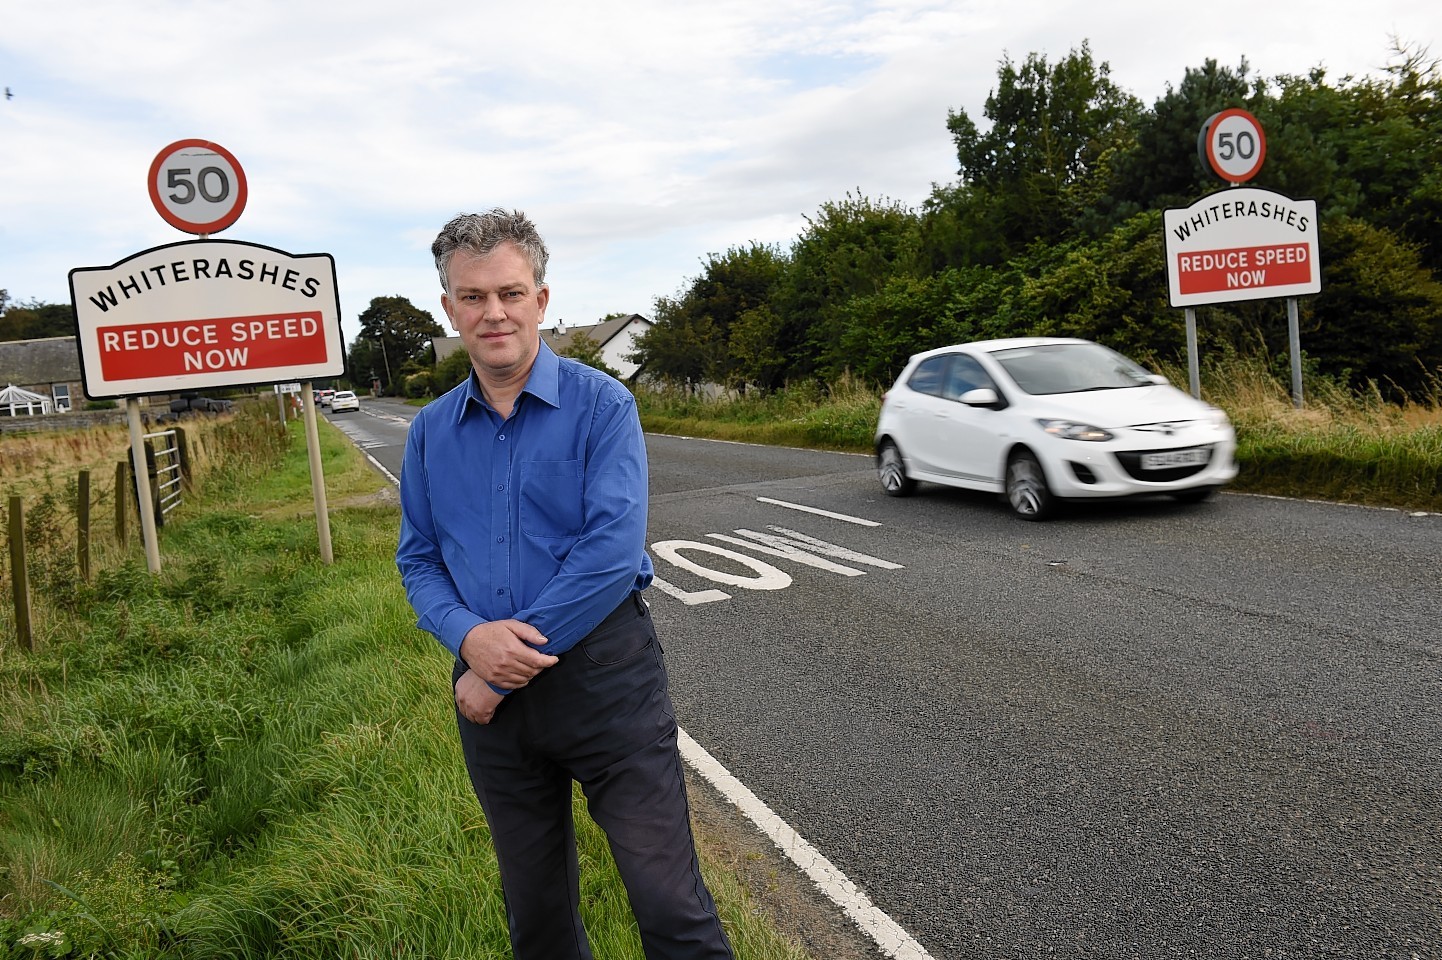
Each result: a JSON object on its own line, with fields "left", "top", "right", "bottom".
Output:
{"left": 1141, "top": 447, "right": 1209, "bottom": 470}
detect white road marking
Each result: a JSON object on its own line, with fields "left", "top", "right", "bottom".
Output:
{"left": 756, "top": 496, "right": 881, "bottom": 526}
{"left": 678, "top": 729, "right": 937, "bottom": 960}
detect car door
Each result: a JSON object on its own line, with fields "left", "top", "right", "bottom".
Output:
{"left": 916, "top": 352, "right": 1009, "bottom": 486}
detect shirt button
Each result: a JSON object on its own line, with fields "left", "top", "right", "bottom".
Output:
{"left": 496, "top": 588, "right": 504, "bottom": 596}
{"left": 496, "top": 484, "right": 504, "bottom": 492}
{"left": 498, "top": 434, "right": 506, "bottom": 441}
{"left": 497, "top": 536, "right": 504, "bottom": 543}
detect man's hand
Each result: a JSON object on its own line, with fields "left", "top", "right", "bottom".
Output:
{"left": 455, "top": 670, "right": 506, "bottom": 725}
{"left": 459, "top": 619, "right": 558, "bottom": 689}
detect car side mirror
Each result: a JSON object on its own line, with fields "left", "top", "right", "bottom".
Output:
{"left": 1145, "top": 374, "right": 1169, "bottom": 385}
{"left": 959, "top": 387, "right": 1000, "bottom": 407}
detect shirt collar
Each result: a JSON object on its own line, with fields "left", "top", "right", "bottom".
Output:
{"left": 457, "top": 337, "right": 561, "bottom": 424}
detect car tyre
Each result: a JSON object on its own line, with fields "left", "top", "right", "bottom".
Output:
{"left": 1005, "top": 449, "right": 1055, "bottom": 520}
{"left": 877, "top": 441, "right": 916, "bottom": 497}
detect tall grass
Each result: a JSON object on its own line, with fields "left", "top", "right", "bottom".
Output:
{"left": 1151, "top": 352, "right": 1442, "bottom": 512}
{"left": 0, "top": 410, "right": 812, "bottom": 959}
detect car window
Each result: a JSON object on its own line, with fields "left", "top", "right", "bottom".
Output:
{"left": 992, "top": 343, "right": 1153, "bottom": 395}
{"left": 941, "top": 354, "right": 994, "bottom": 400}
{"left": 906, "top": 356, "right": 950, "bottom": 398}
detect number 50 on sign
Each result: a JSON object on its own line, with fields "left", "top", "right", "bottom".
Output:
{"left": 147, "top": 139, "right": 248, "bottom": 235}
{"left": 1197, "top": 108, "right": 1267, "bottom": 184}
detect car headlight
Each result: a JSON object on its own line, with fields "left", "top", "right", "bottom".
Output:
{"left": 1037, "top": 419, "right": 1114, "bottom": 441}
{"left": 1205, "top": 406, "right": 1232, "bottom": 427}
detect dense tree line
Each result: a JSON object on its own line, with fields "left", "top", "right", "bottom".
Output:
{"left": 632, "top": 41, "right": 1442, "bottom": 398}
{"left": 0, "top": 290, "right": 76, "bottom": 341}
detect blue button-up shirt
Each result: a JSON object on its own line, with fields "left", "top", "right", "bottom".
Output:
{"left": 396, "top": 341, "right": 653, "bottom": 666}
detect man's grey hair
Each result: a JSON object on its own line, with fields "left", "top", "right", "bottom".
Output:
{"left": 432, "top": 208, "right": 549, "bottom": 294}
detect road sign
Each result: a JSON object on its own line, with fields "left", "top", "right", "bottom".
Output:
{"left": 69, "top": 239, "right": 345, "bottom": 398}
{"left": 148, "top": 139, "right": 248, "bottom": 235}
{"left": 1198, "top": 109, "right": 1266, "bottom": 183}
{"left": 1163, "top": 187, "right": 1320, "bottom": 307}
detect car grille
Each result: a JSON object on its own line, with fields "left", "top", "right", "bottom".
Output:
{"left": 1114, "top": 445, "right": 1214, "bottom": 481}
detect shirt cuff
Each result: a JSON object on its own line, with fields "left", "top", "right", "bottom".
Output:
{"left": 437, "top": 608, "right": 485, "bottom": 659}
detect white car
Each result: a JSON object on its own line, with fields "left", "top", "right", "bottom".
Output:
{"left": 329, "top": 390, "right": 360, "bottom": 413}
{"left": 874, "top": 337, "right": 1238, "bottom": 520}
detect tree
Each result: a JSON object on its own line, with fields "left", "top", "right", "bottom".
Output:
{"left": 560, "top": 331, "right": 621, "bottom": 379}
{"left": 941, "top": 42, "right": 1141, "bottom": 260}
{"left": 773, "top": 193, "right": 922, "bottom": 384}
{"left": 629, "top": 243, "right": 786, "bottom": 390}
{"left": 0, "top": 298, "right": 77, "bottom": 341}
{"left": 433, "top": 344, "right": 475, "bottom": 395}
{"left": 348, "top": 296, "right": 444, "bottom": 395}
{"left": 1098, "top": 58, "right": 1257, "bottom": 228}
{"left": 1302, "top": 217, "right": 1442, "bottom": 398}
{"left": 628, "top": 296, "right": 724, "bottom": 391}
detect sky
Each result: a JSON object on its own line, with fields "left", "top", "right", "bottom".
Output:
{"left": 2, "top": 0, "right": 1436, "bottom": 350}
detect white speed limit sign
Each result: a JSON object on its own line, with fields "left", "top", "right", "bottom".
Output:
{"left": 1199, "top": 108, "right": 1266, "bottom": 183}
{"left": 147, "top": 139, "right": 248, "bottom": 235}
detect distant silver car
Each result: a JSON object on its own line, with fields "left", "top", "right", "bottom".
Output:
{"left": 874, "top": 337, "right": 1238, "bottom": 520}
{"left": 329, "top": 390, "right": 360, "bottom": 413}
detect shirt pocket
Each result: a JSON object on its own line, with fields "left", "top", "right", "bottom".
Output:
{"left": 519, "top": 459, "right": 584, "bottom": 538}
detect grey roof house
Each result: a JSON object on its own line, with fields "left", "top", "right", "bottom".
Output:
{"left": 0, "top": 336, "right": 85, "bottom": 414}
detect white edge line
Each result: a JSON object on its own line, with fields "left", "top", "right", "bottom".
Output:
{"left": 678, "top": 729, "right": 936, "bottom": 960}
{"left": 756, "top": 496, "right": 880, "bottom": 527}
{"left": 365, "top": 449, "right": 400, "bottom": 486}
{"left": 370, "top": 432, "right": 927, "bottom": 958}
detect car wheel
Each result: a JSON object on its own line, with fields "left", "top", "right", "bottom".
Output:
{"left": 1005, "top": 450, "right": 1055, "bottom": 520}
{"left": 1170, "top": 486, "right": 1215, "bottom": 504}
{"left": 877, "top": 441, "right": 916, "bottom": 497}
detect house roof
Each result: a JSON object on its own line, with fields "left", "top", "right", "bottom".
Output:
{"left": 0, "top": 336, "right": 84, "bottom": 383}
{"left": 541, "top": 314, "right": 649, "bottom": 355}
{"left": 1, "top": 383, "right": 50, "bottom": 404}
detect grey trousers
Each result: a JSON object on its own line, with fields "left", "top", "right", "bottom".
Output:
{"left": 454, "top": 593, "right": 734, "bottom": 960}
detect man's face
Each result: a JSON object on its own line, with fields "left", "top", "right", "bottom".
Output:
{"left": 441, "top": 243, "right": 549, "bottom": 382}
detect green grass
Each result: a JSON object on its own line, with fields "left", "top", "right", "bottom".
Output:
{"left": 0, "top": 404, "right": 811, "bottom": 959}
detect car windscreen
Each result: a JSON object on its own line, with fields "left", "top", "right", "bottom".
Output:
{"left": 990, "top": 343, "right": 1154, "bottom": 395}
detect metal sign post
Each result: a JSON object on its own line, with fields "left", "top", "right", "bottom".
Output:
{"left": 301, "top": 382, "right": 334, "bottom": 564}
{"left": 1184, "top": 307, "right": 1201, "bottom": 399}
{"left": 1287, "top": 298, "right": 1304, "bottom": 408}
{"left": 126, "top": 398, "right": 162, "bottom": 573}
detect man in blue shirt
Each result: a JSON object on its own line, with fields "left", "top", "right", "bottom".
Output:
{"left": 396, "top": 209, "right": 733, "bottom": 960}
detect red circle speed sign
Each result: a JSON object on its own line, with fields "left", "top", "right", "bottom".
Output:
{"left": 1202, "top": 109, "right": 1266, "bottom": 183}
{"left": 148, "top": 139, "right": 248, "bottom": 234}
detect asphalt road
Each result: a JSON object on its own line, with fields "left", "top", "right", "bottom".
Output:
{"left": 329, "top": 398, "right": 1442, "bottom": 959}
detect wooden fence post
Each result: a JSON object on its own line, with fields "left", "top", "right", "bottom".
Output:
{"left": 174, "top": 426, "right": 192, "bottom": 491}
{"left": 115, "top": 459, "right": 128, "bottom": 549}
{"left": 8, "top": 495, "right": 33, "bottom": 651}
{"left": 77, "top": 469, "right": 91, "bottom": 582}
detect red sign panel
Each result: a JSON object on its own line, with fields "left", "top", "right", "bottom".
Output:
{"left": 1175, "top": 243, "right": 1313, "bottom": 296}
{"left": 97, "top": 312, "right": 328, "bottom": 380}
